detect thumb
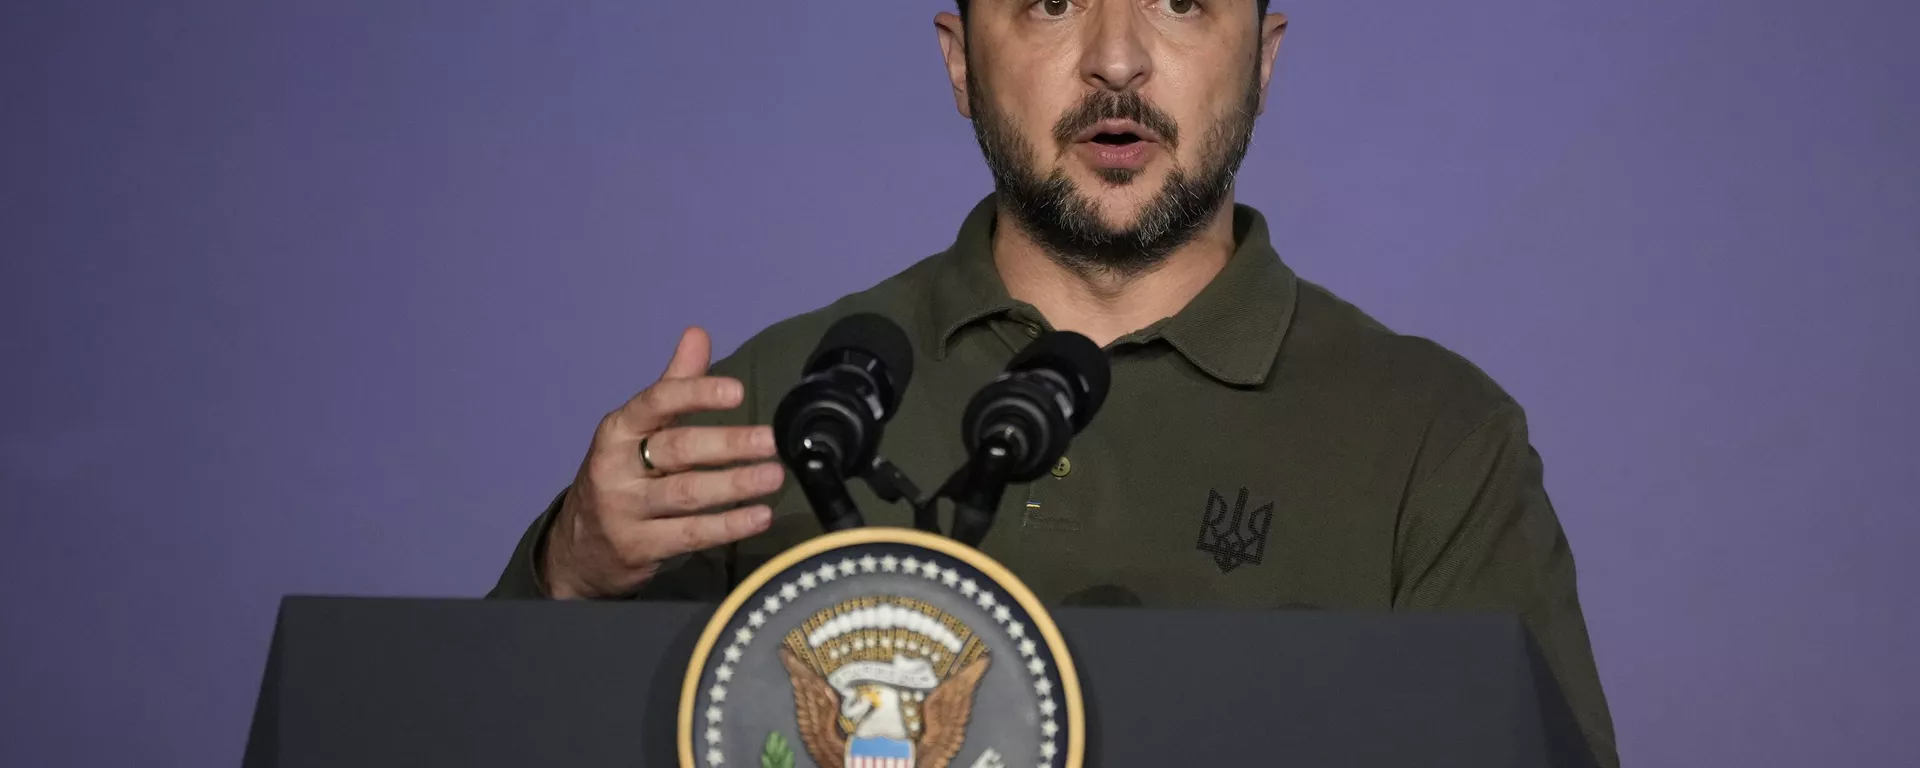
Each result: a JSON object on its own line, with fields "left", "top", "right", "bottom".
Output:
{"left": 660, "top": 326, "right": 713, "bottom": 380}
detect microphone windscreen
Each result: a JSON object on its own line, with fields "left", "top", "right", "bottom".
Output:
{"left": 810, "top": 313, "right": 915, "bottom": 406}
{"left": 1010, "top": 330, "right": 1110, "bottom": 423}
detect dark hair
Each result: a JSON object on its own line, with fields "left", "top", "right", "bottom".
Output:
{"left": 956, "top": 1, "right": 1272, "bottom": 18}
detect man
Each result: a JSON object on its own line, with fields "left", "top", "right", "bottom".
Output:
{"left": 490, "top": 1, "right": 1616, "bottom": 765}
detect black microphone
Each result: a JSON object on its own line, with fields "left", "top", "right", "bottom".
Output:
{"left": 772, "top": 313, "right": 914, "bottom": 532}
{"left": 943, "top": 330, "right": 1110, "bottom": 545}
{"left": 962, "top": 330, "right": 1110, "bottom": 480}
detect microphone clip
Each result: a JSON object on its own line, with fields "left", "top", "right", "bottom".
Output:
{"left": 811, "top": 448, "right": 1002, "bottom": 548}
{"left": 800, "top": 452, "right": 929, "bottom": 534}
{"left": 907, "top": 425, "right": 1022, "bottom": 547}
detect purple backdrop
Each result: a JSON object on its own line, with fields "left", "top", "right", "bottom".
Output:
{"left": 3, "top": 1, "right": 1915, "bottom": 765}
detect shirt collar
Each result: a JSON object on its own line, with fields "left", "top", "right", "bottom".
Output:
{"left": 927, "top": 193, "right": 1298, "bottom": 387}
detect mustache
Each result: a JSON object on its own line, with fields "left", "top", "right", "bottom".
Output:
{"left": 1051, "top": 90, "right": 1181, "bottom": 149}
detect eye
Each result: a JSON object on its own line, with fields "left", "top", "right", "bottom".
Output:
{"left": 1159, "top": 0, "right": 1199, "bottom": 16}
{"left": 1035, "top": 0, "right": 1073, "bottom": 17}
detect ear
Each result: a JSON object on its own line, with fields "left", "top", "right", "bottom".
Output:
{"left": 1255, "top": 12, "right": 1289, "bottom": 115}
{"left": 934, "top": 12, "right": 973, "bottom": 119}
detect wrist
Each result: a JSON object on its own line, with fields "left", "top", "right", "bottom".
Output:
{"left": 538, "top": 499, "right": 589, "bottom": 600}
{"left": 540, "top": 545, "right": 587, "bottom": 600}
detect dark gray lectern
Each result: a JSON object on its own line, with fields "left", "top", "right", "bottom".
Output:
{"left": 242, "top": 597, "right": 1593, "bottom": 767}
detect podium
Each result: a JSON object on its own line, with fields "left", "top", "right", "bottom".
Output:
{"left": 243, "top": 597, "right": 1593, "bottom": 767}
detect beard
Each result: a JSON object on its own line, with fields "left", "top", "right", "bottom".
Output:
{"left": 968, "top": 63, "right": 1262, "bottom": 278}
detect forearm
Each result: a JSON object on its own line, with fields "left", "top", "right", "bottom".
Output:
{"left": 487, "top": 490, "right": 738, "bottom": 601}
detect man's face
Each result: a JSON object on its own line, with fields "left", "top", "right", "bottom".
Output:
{"left": 941, "top": 1, "right": 1285, "bottom": 274}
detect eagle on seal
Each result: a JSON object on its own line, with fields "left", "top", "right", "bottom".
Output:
{"left": 780, "top": 647, "right": 990, "bottom": 768}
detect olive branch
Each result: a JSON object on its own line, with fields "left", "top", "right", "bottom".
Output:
{"left": 759, "top": 731, "right": 795, "bottom": 768}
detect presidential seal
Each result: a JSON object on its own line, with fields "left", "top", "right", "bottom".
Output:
{"left": 678, "top": 528, "right": 1083, "bottom": 768}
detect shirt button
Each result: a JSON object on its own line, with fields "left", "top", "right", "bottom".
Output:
{"left": 1024, "top": 324, "right": 1041, "bottom": 338}
{"left": 1051, "top": 456, "right": 1072, "bottom": 478}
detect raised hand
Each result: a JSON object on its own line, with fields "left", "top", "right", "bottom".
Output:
{"left": 542, "top": 327, "right": 783, "bottom": 599}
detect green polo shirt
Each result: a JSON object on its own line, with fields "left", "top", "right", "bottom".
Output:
{"left": 489, "top": 195, "right": 1617, "bottom": 766}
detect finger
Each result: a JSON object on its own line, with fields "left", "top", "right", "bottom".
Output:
{"left": 601, "top": 376, "right": 744, "bottom": 444}
{"left": 644, "top": 462, "right": 786, "bottom": 518}
{"left": 660, "top": 327, "right": 712, "bottom": 381}
{"left": 642, "top": 425, "right": 775, "bottom": 474}
{"left": 627, "top": 505, "right": 773, "bottom": 564}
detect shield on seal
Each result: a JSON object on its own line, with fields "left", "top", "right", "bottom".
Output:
{"left": 678, "top": 527, "right": 1084, "bottom": 768}
{"left": 846, "top": 735, "right": 913, "bottom": 768}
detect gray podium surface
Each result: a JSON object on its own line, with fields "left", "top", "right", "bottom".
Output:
{"left": 243, "top": 597, "right": 1592, "bottom": 767}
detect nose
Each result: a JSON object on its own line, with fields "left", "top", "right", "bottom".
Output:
{"left": 1080, "top": 1, "right": 1152, "bottom": 92}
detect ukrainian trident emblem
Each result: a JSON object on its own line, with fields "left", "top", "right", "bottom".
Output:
{"left": 1195, "top": 487, "right": 1275, "bottom": 574}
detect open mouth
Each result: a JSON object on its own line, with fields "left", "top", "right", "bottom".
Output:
{"left": 1072, "top": 118, "right": 1163, "bottom": 147}
{"left": 1072, "top": 119, "right": 1162, "bottom": 173}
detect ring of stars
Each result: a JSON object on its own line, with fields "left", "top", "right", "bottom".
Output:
{"left": 699, "top": 549, "right": 1068, "bottom": 768}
